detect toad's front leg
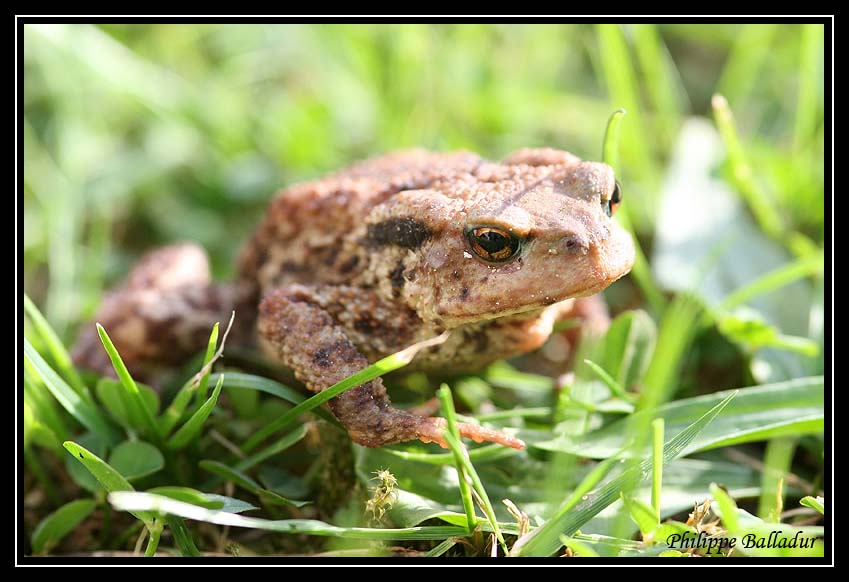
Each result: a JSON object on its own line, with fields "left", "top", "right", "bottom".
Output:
{"left": 257, "top": 285, "right": 523, "bottom": 449}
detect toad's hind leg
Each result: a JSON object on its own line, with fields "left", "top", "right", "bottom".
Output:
{"left": 258, "top": 285, "right": 524, "bottom": 449}
{"left": 72, "top": 243, "right": 255, "bottom": 378}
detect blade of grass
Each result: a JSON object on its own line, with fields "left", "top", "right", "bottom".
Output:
{"left": 163, "top": 515, "right": 201, "bottom": 557}
{"left": 570, "top": 532, "right": 644, "bottom": 551}
{"left": 24, "top": 370, "right": 69, "bottom": 444}
{"left": 381, "top": 443, "right": 519, "bottom": 465}
{"left": 793, "top": 24, "right": 824, "bottom": 152}
{"left": 717, "top": 24, "right": 778, "bottom": 106}
{"left": 437, "top": 384, "right": 509, "bottom": 553}
{"left": 758, "top": 437, "right": 797, "bottom": 522}
{"left": 718, "top": 250, "right": 824, "bottom": 312}
{"left": 109, "top": 492, "right": 468, "bottom": 541}
{"left": 213, "top": 372, "right": 340, "bottom": 429}
{"left": 186, "top": 311, "right": 234, "bottom": 389}
{"left": 633, "top": 24, "right": 683, "bottom": 149}
{"left": 146, "top": 487, "right": 225, "bottom": 510}
{"left": 651, "top": 418, "right": 664, "bottom": 523}
{"left": 443, "top": 432, "right": 507, "bottom": 555}
{"left": 24, "top": 448, "right": 62, "bottom": 506}
{"left": 583, "top": 359, "right": 634, "bottom": 403}
{"left": 31, "top": 499, "right": 97, "bottom": 554}
{"left": 24, "top": 293, "right": 89, "bottom": 400}
{"left": 614, "top": 209, "right": 666, "bottom": 315}
{"left": 96, "top": 324, "right": 162, "bottom": 444}
{"left": 425, "top": 537, "right": 460, "bottom": 557}
{"left": 595, "top": 24, "right": 657, "bottom": 192}
{"left": 535, "top": 376, "right": 823, "bottom": 458}
{"left": 158, "top": 382, "right": 197, "bottom": 437}
{"left": 710, "top": 482, "right": 741, "bottom": 533}
{"left": 63, "top": 441, "right": 154, "bottom": 526}
{"left": 598, "top": 107, "right": 665, "bottom": 315}
{"left": 193, "top": 322, "right": 219, "bottom": 410}
{"left": 241, "top": 332, "right": 449, "bottom": 452}
{"left": 621, "top": 493, "right": 658, "bottom": 538}
{"left": 560, "top": 535, "right": 601, "bottom": 557}
{"left": 234, "top": 424, "right": 308, "bottom": 472}
{"left": 167, "top": 375, "right": 224, "bottom": 450}
{"left": 199, "top": 460, "right": 309, "bottom": 508}
{"left": 511, "top": 391, "right": 736, "bottom": 556}
{"left": 800, "top": 496, "right": 824, "bottom": 515}
{"left": 199, "top": 460, "right": 262, "bottom": 493}
{"left": 602, "top": 108, "right": 627, "bottom": 167}
{"left": 159, "top": 323, "right": 222, "bottom": 436}
{"left": 24, "top": 340, "right": 119, "bottom": 445}
{"left": 639, "top": 293, "right": 703, "bottom": 412}
{"left": 436, "top": 386, "right": 478, "bottom": 535}
{"left": 473, "top": 407, "right": 550, "bottom": 422}
{"left": 143, "top": 519, "right": 163, "bottom": 557}
{"left": 712, "top": 94, "right": 784, "bottom": 240}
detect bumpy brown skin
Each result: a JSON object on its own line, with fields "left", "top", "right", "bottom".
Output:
{"left": 74, "top": 148, "right": 635, "bottom": 450}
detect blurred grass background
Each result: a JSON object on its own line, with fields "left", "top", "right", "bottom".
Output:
{"left": 24, "top": 23, "right": 824, "bottom": 341}
{"left": 22, "top": 22, "right": 827, "bottom": 558}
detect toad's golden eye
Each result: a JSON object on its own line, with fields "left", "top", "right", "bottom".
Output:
{"left": 465, "top": 226, "right": 522, "bottom": 263}
{"left": 605, "top": 181, "right": 623, "bottom": 217}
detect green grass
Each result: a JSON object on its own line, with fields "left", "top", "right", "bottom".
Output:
{"left": 23, "top": 23, "right": 825, "bottom": 558}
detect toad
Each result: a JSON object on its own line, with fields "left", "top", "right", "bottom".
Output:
{"left": 73, "top": 148, "right": 634, "bottom": 450}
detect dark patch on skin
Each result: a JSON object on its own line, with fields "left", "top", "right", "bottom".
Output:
{"left": 459, "top": 287, "right": 469, "bottom": 300}
{"left": 313, "top": 346, "right": 333, "bottom": 368}
{"left": 79, "top": 453, "right": 84, "bottom": 459}
{"left": 352, "top": 308, "right": 417, "bottom": 350}
{"left": 404, "top": 270, "right": 416, "bottom": 283}
{"left": 354, "top": 316, "right": 378, "bottom": 334}
{"left": 367, "top": 217, "right": 432, "bottom": 249}
{"left": 281, "top": 260, "right": 308, "bottom": 273}
{"left": 462, "top": 327, "right": 490, "bottom": 354}
{"left": 312, "top": 339, "right": 358, "bottom": 368}
{"left": 390, "top": 264, "right": 406, "bottom": 287}
{"left": 452, "top": 270, "right": 461, "bottom": 280}
{"left": 389, "top": 261, "right": 406, "bottom": 294}
{"left": 338, "top": 255, "right": 360, "bottom": 274}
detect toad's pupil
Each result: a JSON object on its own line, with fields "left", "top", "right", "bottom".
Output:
{"left": 477, "top": 230, "right": 508, "bottom": 252}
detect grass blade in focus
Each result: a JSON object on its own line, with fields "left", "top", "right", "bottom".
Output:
{"left": 63, "top": 441, "right": 153, "bottom": 526}
{"left": 534, "top": 377, "right": 823, "bottom": 458}
{"left": 167, "top": 375, "right": 224, "bottom": 450}
{"left": 109, "top": 492, "right": 468, "bottom": 541}
{"left": 511, "top": 391, "right": 736, "bottom": 556}
{"left": 241, "top": 332, "right": 449, "bottom": 452}
{"left": 96, "top": 324, "right": 162, "bottom": 443}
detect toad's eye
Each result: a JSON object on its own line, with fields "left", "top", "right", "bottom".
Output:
{"left": 465, "top": 226, "right": 522, "bottom": 263}
{"left": 604, "top": 181, "right": 623, "bottom": 217}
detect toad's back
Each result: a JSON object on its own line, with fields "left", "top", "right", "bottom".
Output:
{"left": 237, "top": 149, "right": 484, "bottom": 294}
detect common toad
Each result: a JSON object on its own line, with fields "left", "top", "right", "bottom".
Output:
{"left": 73, "top": 148, "right": 635, "bottom": 450}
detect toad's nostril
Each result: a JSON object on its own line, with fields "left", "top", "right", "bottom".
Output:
{"left": 562, "top": 234, "right": 589, "bottom": 254}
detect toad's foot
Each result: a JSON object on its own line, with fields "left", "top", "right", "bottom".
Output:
{"left": 414, "top": 417, "right": 525, "bottom": 450}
